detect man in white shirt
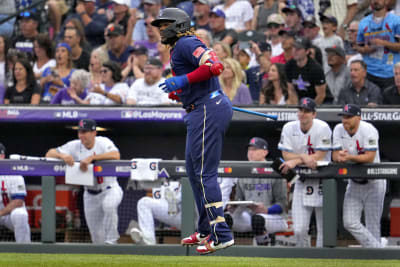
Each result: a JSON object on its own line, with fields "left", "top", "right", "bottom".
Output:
{"left": 0, "top": 143, "right": 31, "bottom": 243}
{"left": 45, "top": 119, "right": 123, "bottom": 244}
{"left": 214, "top": 0, "right": 253, "bottom": 31}
{"left": 126, "top": 58, "right": 172, "bottom": 105}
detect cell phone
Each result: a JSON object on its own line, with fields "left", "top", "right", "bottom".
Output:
{"left": 239, "top": 41, "right": 250, "bottom": 50}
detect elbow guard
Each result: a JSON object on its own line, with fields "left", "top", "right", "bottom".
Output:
{"left": 187, "top": 50, "right": 224, "bottom": 84}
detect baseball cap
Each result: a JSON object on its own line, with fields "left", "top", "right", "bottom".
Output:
{"left": 0, "top": 143, "right": 5, "bottom": 155}
{"left": 294, "top": 37, "right": 312, "bottom": 50}
{"left": 78, "top": 119, "right": 97, "bottom": 131}
{"left": 325, "top": 46, "right": 345, "bottom": 58}
{"left": 210, "top": 8, "right": 225, "bottom": 18}
{"left": 282, "top": 5, "right": 302, "bottom": 17}
{"left": 257, "top": 41, "right": 271, "bottom": 53}
{"left": 248, "top": 137, "right": 268, "bottom": 150}
{"left": 267, "top": 14, "right": 285, "bottom": 26}
{"left": 132, "top": 44, "right": 148, "bottom": 55}
{"left": 19, "top": 11, "right": 39, "bottom": 21}
{"left": 320, "top": 14, "right": 338, "bottom": 26}
{"left": 143, "top": 0, "right": 161, "bottom": 5}
{"left": 112, "top": 0, "right": 130, "bottom": 5}
{"left": 146, "top": 57, "right": 163, "bottom": 68}
{"left": 193, "top": 0, "right": 209, "bottom": 4}
{"left": 106, "top": 24, "right": 125, "bottom": 37}
{"left": 338, "top": 104, "right": 361, "bottom": 117}
{"left": 302, "top": 15, "right": 317, "bottom": 27}
{"left": 238, "top": 30, "right": 266, "bottom": 42}
{"left": 56, "top": 42, "right": 71, "bottom": 53}
{"left": 298, "top": 97, "right": 316, "bottom": 112}
{"left": 278, "top": 29, "right": 296, "bottom": 38}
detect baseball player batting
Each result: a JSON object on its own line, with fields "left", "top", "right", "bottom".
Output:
{"left": 45, "top": 119, "right": 123, "bottom": 244}
{"left": 332, "top": 104, "right": 386, "bottom": 248}
{"left": 0, "top": 143, "right": 31, "bottom": 243}
{"left": 151, "top": 8, "right": 234, "bottom": 254}
{"left": 278, "top": 98, "right": 332, "bottom": 247}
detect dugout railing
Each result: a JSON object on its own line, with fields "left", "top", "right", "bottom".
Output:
{"left": 0, "top": 159, "right": 399, "bottom": 259}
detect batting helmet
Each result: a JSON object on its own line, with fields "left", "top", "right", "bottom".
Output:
{"left": 151, "top": 8, "right": 191, "bottom": 45}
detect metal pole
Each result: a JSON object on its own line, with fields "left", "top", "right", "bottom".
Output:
{"left": 323, "top": 179, "right": 337, "bottom": 247}
{"left": 180, "top": 177, "right": 195, "bottom": 240}
{"left": 41, "top": 176, "right": 56, "bottom": 243}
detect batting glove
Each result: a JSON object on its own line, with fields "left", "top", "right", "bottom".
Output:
{"left": 168, "top": 90, "right": 182, "bottom": 101}
{"left": 159, "top": 75, "right": 189, "bottom": 93}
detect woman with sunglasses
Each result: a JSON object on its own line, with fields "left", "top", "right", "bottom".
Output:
{"left": 75, "top": 61, "right": 128, "bottom": 105}
{"left": 40, "top": 42, "right": 75, "bottom": 103}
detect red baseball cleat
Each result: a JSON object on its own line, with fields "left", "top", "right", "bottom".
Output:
{"left": 196, "top": 239, "right": 234, "bottom": 254}
{"left": 181, "top": 232, "right": 209, "bottom": 246}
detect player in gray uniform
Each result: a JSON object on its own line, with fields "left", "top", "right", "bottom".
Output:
{"left": 227, "top": 137, "right": 288, "bottom": 245}
{"left": 0, "top": 143, "right": 31, "bottom": 243}
{"left": 46, "top": 119, "right": 123, "bottom": 244}
{"left": 332, "top": 104, "right": 386, "bottom": 248}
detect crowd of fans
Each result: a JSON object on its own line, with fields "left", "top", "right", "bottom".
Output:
{"left": 0, "top": 0, "right": 400, "bottom": 106}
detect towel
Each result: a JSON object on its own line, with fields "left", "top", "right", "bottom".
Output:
{"left": 130, "top": 158, "right": 161, "bottom": 181}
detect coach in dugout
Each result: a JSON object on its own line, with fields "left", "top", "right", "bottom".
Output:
{"left": 45, "top": 119, "right": 123, "bottom": 244}
{"left": 225, "top": 137, "right": 288, "bottom": 246}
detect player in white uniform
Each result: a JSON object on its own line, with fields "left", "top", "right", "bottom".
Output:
{"left": 0, "top": 143, "right": 31, "bottom": 243}
{"left": 278, "top": 98, "right": 332, "bottom": 247}
{"left": 332, "top": 104, "right": 386, "bottom": 248}
{"left": 227, "top": 137, "right": 288, "bottom": 246}
{"left": 45, "top": 119, "right": 123, "bottom": 244}
{"left": 130, "top": 178, "right": 235, "bottom": 244}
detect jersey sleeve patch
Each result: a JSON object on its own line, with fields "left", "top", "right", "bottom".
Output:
{"left": 192, "top": 47, "right": 205, "bottom": 58}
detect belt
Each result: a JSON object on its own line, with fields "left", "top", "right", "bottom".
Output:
{"left": 351, "top": 179, "right": 368, "bottom": 185}
{"left": 185, "top": 90, "right": 221, "bottom": 113}
{"left": 87, "top": 186, "right": 111, "bottom": 195}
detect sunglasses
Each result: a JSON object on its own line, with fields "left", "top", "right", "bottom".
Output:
{"left": 267, "top": 23, "right": 280, "bottom": 29}
{"left": 19, "top": 12, "right": 32, "bottom": 18}
{"left": 100, "top": 69, "right": 110, "bottom": 73}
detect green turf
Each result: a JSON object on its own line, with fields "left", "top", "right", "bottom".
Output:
{"left": 0, "top": 254, "right": 399, "bottom": 267}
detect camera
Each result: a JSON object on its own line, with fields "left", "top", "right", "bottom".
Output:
{"left": 318, "top": 0, "right": 331, "bottom": 17}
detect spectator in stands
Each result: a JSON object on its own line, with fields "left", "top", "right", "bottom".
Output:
{"left": 355, "top": 0, "right": 400, "bottom": 90}
{"left": 282, "top": 5, "right": 304, "bottom": 36}
{"left": 126, "top": 58, "right": 172, "bottom": 105}
{"left": 134, "top": 16, "right": 160, "bottom": 58}
{"left": 0, "top": 0, "right": 16, "bottom": 38}
{"left": 338, "top": 60, "right": 382, "bottom": 106}
{"left": 271, "top": 30, "right": 295, "bottom": 64}
{"left": 5, "top": 49, "right": 28, "bottom": 89}
{"left": 313, "top": 0, "right": 358, "bottom": 40}
{"left": 314, "top": 15, "right": 344, "bottom": 74}
{"left": 122, "top": 45, "right": 148, "bottom": 83}
{"left": 47, "top": 0, "right": 69, "bottom": 37}
{"left": 0, "top": 35, "right": 9, "bottom": 101}
{"left": 133, "top": 0, "right": 162, "bottom": 42}
{"left": 64, "top": 28, "right": 91, "bottom": 71}
{"left": 213, "top": 42, "right": 232, "bottom": 61}
{"left": 193, "top": 0, "right": 211, "bottom": 31}
{"left": 382, "top": 62, "right": 400, "bottom": 104}
{"left": 82, "top": 61, "right": 129, "bottom": 104}
{"left": 325, "top": 46, "right": 350, "bottom": 104}
{"left": 260, "top": 63, "right": 289, "bottom": 105}
{"left": 214, "top": 0, "right": 254, "bottom": 31}
{"left": 106, "top": 24, "right": 135, "bottom": 67}
{"left": 71, "top": 0, "right": 109, "bottom": 48}
{"left": 40, "top": 43, "right": 75, "bottom": 103}
{"left": 219, "top": 58, "right": 253, "bottom": 105}
{"left": 236, "top": 47, "right": 252, "bottom": 70}
{"left": 89, "top": 48, "right": 110, "bottom": 86}
{"left": 12, "top": 11, "right": 39, "bottom": 63}
{"left": 344, "top": 21, "right": 360, "bottom": 61}
{"left": 252, "top": 0, "right": 280, "bottom": 33}
{"left": 59, "top": 18, "right": 92, "bottom": 52}
{"left": 0, "top": 143, "right": 31, "bottom": 243}
{"left": 225, "top": 137, "right": 288, "bottom": 246}
{"left": 286, "top": 0, "right": 314, "bottom": 19}
{"left": 33, "top": 34, "right": 55, "bottom": 81}
{"left": 195, "top": 29, "right": 213, "bottom": 47}
{"left": 157, "top": 43, "right": 171, "bottom": 76}
{"left": 246, "top": 41, "right": 272, "bottom": 102}
{"left": 265, "top": 14, "right": 285, "bottom": 57}
{"left": 51, "top": 70, "right": 90, "bottom": 105}
{"left": 285, "top": 37, "right": 327, "bottom": 105}
{"left": 111, "top": 0, "right": 136, "bottom": 44}
{"left": 4, "top": 58, "right": 40, "bottom": 104}
{"left": 302, "top": 15, "right": 321, "bottom": 45}
{"left": 209, "top": 8, "right": 238, "bottom": 46}
{"left": 46, "top": 119, "right": 123, "bottom": 244}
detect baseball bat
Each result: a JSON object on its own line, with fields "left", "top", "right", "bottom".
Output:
{"left": 232, "top": 107, "right": 278, "bottom": 121}
{"left": 9, "top": 154, "right": 61, "bottom": 161}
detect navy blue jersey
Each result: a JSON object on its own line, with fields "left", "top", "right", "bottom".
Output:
{"left": 171, "top": 36, "right": 221, "bottom": 108}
